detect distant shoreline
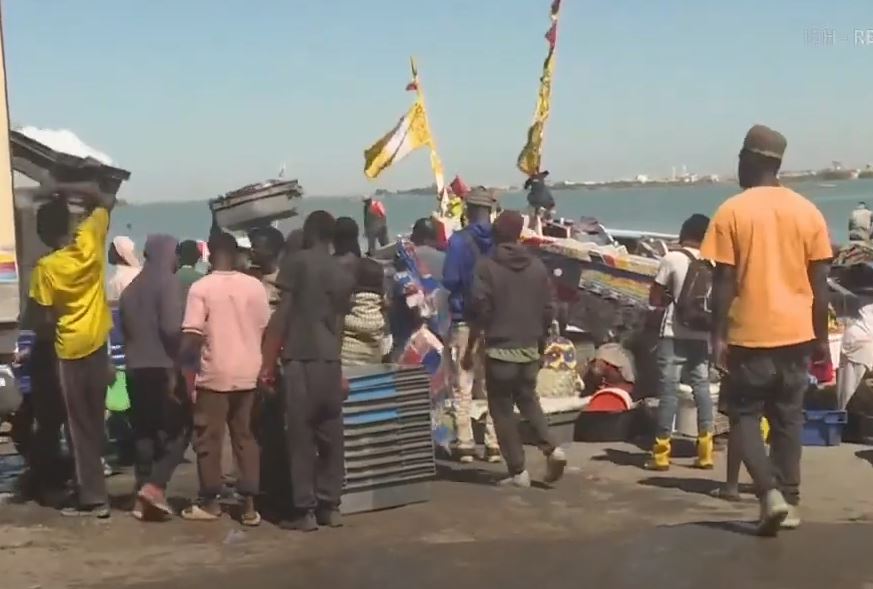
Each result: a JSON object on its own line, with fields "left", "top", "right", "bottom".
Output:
{"left": 119, "top": 177, "right": 873, "bottom": 206}
{"left": 370, "top": 175, "right": 872, "bottom": 197}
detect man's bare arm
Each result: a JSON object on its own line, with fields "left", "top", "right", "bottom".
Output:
{"left": 808, "top": 260, "right": 831, "bottom": 346}
{"left": 711, "top": 264, "right": 737, "bottom": 338}
{"left": 58, "top": 181, "right": 116, "bottom": 212}
{"left": 710, "top": 263, "right": 737, "bottom": 370}
{"left": 21, "top": 298, "right": 55, "bottom": 340}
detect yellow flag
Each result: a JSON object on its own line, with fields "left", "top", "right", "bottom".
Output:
{"left": 517, "top": 0, "right": 561, "bottom": 177}
{"left": 364, "top": 99, "right": 433, "bottom": 180}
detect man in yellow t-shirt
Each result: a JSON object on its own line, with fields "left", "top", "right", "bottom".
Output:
{"left": 28, "top": 186, "right": 116, "bottom": 518}
{"left": 701, "top": 125, "right": 832, "bottom": 537}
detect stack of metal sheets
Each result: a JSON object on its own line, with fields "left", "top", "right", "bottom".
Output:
{"left": 342, "top": 364, "right": 436, "bottom": 515}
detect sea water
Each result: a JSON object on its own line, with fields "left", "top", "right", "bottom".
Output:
{"left": 109, "top": 179, "right": 873, "bottom": 248}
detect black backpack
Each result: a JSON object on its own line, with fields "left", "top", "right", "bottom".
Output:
{"left": 674, "top": 250, "right": 714, "bottom": 332}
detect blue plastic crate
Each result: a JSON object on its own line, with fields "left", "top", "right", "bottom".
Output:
{"left": 802, "top": 410, "right": 847, "bottom": 446}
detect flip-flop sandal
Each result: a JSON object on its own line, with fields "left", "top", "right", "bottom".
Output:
{"left": 181, "top": 505, "right": 220, "bottom": 522}
{"left": 241, "top": 511, "right": 262, "bottom": 527}
{"left": 709, "top": 488, "right": 742, "bottom": 502}
{"left": 138, "top": 489, "right": 173, "bottom": 516}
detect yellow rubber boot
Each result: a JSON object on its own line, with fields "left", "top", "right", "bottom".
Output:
{"left": 760, "top": 417, "right": 770, "bottom": 444}
{"left": 695, "top": 432, "right": 715, "bottom": 470}
{"left": 645, "top": 437, "right": 671, "bottom": 471}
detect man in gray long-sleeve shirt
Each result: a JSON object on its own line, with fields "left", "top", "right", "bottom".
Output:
{"left": 119, "top": 234, "right": 188, "bottom": 520}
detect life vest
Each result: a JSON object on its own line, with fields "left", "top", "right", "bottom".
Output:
{"left": 446, "top": 196, "right": 464, "bottom": 221}
{"left": 369, "top": 200, "right": 387, "bottom": 219}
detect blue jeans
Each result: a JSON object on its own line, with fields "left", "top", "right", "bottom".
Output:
{"left": 655, "top": 338, "right": 713, "bottom": 438}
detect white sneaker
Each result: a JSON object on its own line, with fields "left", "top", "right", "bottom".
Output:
{"left": 499, "top": 471, "right": 531, "bottom": 488}
{"left": 781, "top": 505, "right": 801, "bottom": 530}
{"left": 456, "top": 447, "right": 475, "bottom": 464}
{"left": 757, "top": 489, "right": 789, "bottom": 537}
{"left": 544, "top": 447, "right": 567, "bottom": 484}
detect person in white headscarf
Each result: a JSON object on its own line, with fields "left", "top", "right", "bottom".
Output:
{"left": 107, "top": 236, "right": 141, "bottom": 301}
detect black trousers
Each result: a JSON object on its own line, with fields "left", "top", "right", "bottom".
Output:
{"left": 726, "top": 343, "right": 811, "bottom": 506}
{"left": 283, "top": 360, "right": 345, "bottom": 512}
{"left": 256, "top": 378, "right": 292, "bottom": 512}
{"left": 29, "top": 339, "right": 70, "bottom": 492}
{"left": 366, "top": 226, "right": 389, "bottom": 256}
{"left": 57, "top": 345, "right": 110, "bottom": 506}
{"left": 485, "top": 358, "right": 556, "bottom": 476}
{"left": 127, "top": 368, "right": 191, "bottom": 490}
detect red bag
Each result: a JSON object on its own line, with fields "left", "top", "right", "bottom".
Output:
{"left": 810, "top": 358, "right": 835, "bottom": 385}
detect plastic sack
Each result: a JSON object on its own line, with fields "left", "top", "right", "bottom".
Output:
{"left": 536, "top": 335, "right": 582, "bottom": 398}
{"left": 398, "top": 325, "right": 454, "bottom": 450}
{"left": 0, "top": 365, "right": 22, "bottom": 418}
{"left": 106, "top": 371, "right": 131, "bottom": 413}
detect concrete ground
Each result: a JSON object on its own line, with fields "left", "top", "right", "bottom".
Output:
{"left": 3, "top": 441, "right": 873, "bottom": 589}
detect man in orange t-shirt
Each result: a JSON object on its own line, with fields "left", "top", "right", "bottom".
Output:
{"left": 701, "top": 124, "right": 832, "bottom": 537}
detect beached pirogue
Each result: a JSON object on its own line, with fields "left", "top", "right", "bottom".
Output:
{"left": 520, "top": 218, "right": 668, "bottom": 340}
{"left": 209, "top": 178, "right": 303, "bottom": 231}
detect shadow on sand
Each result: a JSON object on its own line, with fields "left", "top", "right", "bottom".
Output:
{"left": 435, "top": 461, "right": 552, "bottom": 490}
{"left": 639, "top": 476, "right": 756, "bottom": 500}
{"left": 591, "top": 448, "right": 649, "bottom": 470}
{"left": 855, "top": 449, "right": 873, "bottom": 467}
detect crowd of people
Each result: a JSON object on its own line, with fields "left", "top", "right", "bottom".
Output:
{"left": 13, "top": 177, "right": 568, "bottom": 531}
{"left": 9, "top": 122, "right": 845, "bottom": 539}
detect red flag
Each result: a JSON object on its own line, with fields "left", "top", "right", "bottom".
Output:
{"left": 545, "top": 22, "right": 558, "bottom": 50}
{"left": 450, "top": 175, "right": 470, "bottom": 197}
{"left": 406, "top": 81, "right": 418, "bottom": 92}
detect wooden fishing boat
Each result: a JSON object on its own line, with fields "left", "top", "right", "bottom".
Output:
{"left": 209, "top": 178, "right": 303, "bottom": 231}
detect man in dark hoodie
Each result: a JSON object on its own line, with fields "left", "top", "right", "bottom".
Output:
{"left": 119, "top": 234, "right": 187, "bottom": 520}
{"left": 465, "top": 210, "right": 567, "bottom": 487}
{"left": 442, "top": 187, "right": 500, "bottom": 463}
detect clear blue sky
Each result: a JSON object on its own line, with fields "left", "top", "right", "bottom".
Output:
{"left": 4, "top": 0, "right": 872, "bottom": 201}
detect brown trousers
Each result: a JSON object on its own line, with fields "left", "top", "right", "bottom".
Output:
{"left": 192, "top": 389, "right": 259, "bottom": 498}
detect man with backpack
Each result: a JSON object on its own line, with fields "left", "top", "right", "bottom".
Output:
{"left": 646, "top": 213, "right": 715, "bottom": 471}
{"left": 443, "top": 187, "right": 500, "bottom": 463}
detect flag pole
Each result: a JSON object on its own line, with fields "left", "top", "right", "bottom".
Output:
{"left": 409, "top": 56, "right": 448, "bottom": 215}
{"left": 516, "top": 0, "right": 562, "bottom": 179}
